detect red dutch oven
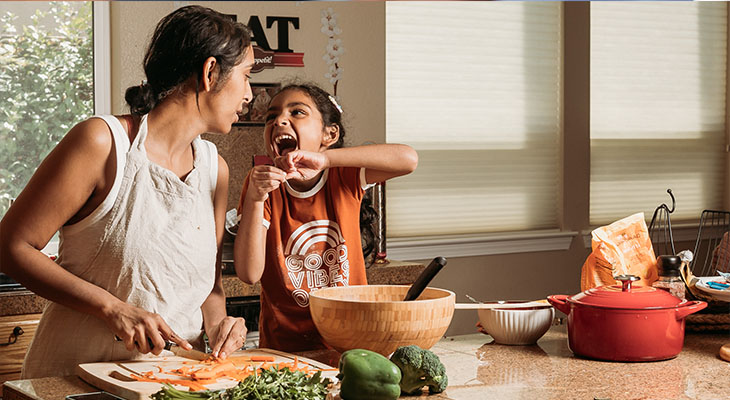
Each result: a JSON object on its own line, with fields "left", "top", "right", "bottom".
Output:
{"left": 548, "top": 275, "right": 707, "bottom": 362}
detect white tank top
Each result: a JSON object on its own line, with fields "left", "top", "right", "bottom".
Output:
{"left": 22, "top": 115, "right": 219, "bottom": 378}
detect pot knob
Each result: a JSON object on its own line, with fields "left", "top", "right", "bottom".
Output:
{"left": 615, "top": 274, "right": 640, "bottom": 292}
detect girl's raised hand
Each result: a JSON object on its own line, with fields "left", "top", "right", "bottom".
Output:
{"left": 247, "top": 165, "right": 288, "bottom": 202}
{"left": 274, "top": 150, "right": 329, "bottom": 181}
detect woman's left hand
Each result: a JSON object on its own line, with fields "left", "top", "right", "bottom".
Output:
{"left": 274, "top": 150, "right": 329, "bottom": 181}
{"left": 207, "top": 316, "right": 247, "bottom": 359}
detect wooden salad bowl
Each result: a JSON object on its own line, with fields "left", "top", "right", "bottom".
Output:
{"left": 309, "top": 285, "right": 455, "bottom": 356}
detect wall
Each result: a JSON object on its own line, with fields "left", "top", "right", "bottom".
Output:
{"left": 111, "top": 1, "right": 385, "bottom": 211}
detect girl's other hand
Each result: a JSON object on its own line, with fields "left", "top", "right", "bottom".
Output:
{"left": 207, "top": 316, "right": 247, "bottom": 359}
{"left": 106, "top": 303, "right": 191, "bottom": 355}
{"left": 274, "top": 150, "right": 329, "bottom": 181}
{"left": 247, "top": 165, "right": 288, "bottom": 201}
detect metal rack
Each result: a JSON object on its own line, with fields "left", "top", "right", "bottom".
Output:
{"left": 690, "top": 209, "right": 730, "bottom": 277}
{"left": 648, "top": 189, "right": 676, "bottom": 257}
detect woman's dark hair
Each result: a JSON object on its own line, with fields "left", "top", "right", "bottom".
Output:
{"left": 274, "top": 83, "right": 346, "bottom": 148}
{"left": 125, "top": 6, "right": 251, "bottom": 115}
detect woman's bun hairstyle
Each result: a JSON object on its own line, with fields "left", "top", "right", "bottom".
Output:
{"left": 125, "top": 5, "right": 251, "bottom": 115}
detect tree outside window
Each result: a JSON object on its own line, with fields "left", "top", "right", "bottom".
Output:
{"left": 0, "top": 1, "right": 93, "bottom": 217}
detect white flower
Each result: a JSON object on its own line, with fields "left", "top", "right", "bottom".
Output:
{"left": 325, "top": 65, "right": 343, "bottom": 84}
{"left": 321, "top": 6, "right": 344, "bottom": 91}
{"left": 320, "top": 25, "right": 342, "bottom": 37}
{"left": 321, "top": 7, "right": 336, "bottom": 20}
{"left": 321, "top": 16, "right": 337, "bottom": 28}
{"left": 322, "top": 52, "right": 339, "bottom": 66}
{"left": 327, "top": 38, "right": 345, "bottom": 57}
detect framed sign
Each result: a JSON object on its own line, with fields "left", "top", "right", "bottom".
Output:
{"left": 236, "top": 83, "right": 281, "bottom": 126}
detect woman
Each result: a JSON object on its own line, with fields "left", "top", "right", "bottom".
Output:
{"left": 0, "top": 5, "right": 252, "bottom": 378}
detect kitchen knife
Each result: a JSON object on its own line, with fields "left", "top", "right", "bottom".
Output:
{"left": 114, "top": 336, "right": 209, "bottom": 360}
{"left": 163, "top": 341, "right": 209, "bottom": 361}
{"left": 403, "top": 256, "right": 447, "bottom": 301}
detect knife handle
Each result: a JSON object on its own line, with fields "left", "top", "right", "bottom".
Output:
{"left": 114, "top": 335, "right": 173, "bottom": 350}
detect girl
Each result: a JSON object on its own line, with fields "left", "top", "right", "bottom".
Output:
{"left": 0, "top": 5, "right": 252, "bottom": 378}
{"left": 234, "top": 83, "right": 418, "bottom": 352}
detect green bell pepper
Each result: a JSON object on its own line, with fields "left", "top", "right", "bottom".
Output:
{"left": 337, "top": 349, "right": 402, "bottom": 400}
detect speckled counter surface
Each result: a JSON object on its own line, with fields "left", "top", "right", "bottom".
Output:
{"left": 0, "top": 260, "right": 424, "bottom": 317}
{"left": 5, "top": 326, "right": 730, "bottom": 400}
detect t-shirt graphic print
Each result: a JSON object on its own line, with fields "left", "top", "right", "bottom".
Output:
{"left": 285, "top": 219, "right": 350, "bottom": 307}
{"left": 237, "top": 166, "right": 371, "bottom": 351}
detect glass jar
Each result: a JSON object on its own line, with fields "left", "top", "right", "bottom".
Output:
{"left": 652, "top": 255, "right": 686, "bottom": 300}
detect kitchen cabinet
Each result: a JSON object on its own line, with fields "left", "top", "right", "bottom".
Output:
{"left": 0, "top": 313, "right": 41, "bottom": 397}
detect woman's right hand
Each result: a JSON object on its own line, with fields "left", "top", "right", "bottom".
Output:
{"left": 105, "top": 302, "right": 192, "bottom": 355}
{"left": 246, "top": 165, "right": 288, "bottom": 202}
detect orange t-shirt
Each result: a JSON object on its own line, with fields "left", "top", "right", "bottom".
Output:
{"left": 237, "top": 167, "right": 370, "bottom": 352}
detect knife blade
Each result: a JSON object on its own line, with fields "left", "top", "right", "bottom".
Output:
{"left": 114, "top": 335, "right": 209, "bottom": 360}
{"left": 164, "top": 341, "right": 209, "bottom": 361}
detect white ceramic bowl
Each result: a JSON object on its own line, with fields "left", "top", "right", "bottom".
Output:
{"left": 478, "top": 305, "right": 554, "bottom": 345}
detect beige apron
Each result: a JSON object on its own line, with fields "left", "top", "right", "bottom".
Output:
{"left": 22, "top": 115, "right": 218, "bottom": 378}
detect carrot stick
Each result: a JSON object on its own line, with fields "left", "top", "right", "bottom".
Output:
{"left": 250, "top": 356, "right": 276, "bottom": 362}
{"left": 191, "top": 360, "right": 237, "bottom": 380}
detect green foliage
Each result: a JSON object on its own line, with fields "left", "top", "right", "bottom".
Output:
{"left": 151, "top": 367, "right": 331, "bottom": 400}
{"left": 0, "top": 2, "right": 93, "bottom": 215}
{"left": 225, "top": 367, "right": 331, "bottom": 400}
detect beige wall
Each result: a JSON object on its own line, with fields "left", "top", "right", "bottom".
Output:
{"left": 110, "top": 1, "right": 385, "bottom": 147}
{"left": 111, "top": 1, "right": 385, "bottom": 216}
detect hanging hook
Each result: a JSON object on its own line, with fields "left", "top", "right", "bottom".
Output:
{"left": 665, "top": 189, "right": 675, "bottom": 213}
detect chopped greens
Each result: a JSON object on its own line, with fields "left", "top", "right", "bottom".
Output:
{"left": 151, "top": 366, "right": 332, "bottom": 400}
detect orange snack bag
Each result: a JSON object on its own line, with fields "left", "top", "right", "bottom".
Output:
{"left": 581, "top": 213, "right": 658, "bottom": 290}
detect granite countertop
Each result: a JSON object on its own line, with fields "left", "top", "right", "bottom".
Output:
{"left": 5, "top": 326, "right": 730, "bottom": 400}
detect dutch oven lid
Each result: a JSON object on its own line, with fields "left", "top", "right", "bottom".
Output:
{"left": 569, "top": 274, "right": 685, "bottom": 309}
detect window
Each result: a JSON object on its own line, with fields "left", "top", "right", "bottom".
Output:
{"left": 0, "top": 1, "right": 109, "bottom": 219}
{"left": 590, "top": 2, "right": 727, "bottom": 225}
{"left": 384, "top": 2, "right": 727, "bottom": 260}
{"left": 385, "top": 2, "right": 562, "bottom": 239}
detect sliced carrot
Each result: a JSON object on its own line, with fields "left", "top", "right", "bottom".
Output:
{"left": 250, "top": 356, "right": 276, "bottom": 362}
{"left": 191, "top": 360, "right": 237, "bottom": 380}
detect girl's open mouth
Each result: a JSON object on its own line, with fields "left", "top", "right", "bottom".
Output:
{"left": 274, "top": 134, "right": 298, "bottom": 156}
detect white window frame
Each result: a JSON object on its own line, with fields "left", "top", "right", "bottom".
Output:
{"left": 93, "top": 1, "right": 111, "bottom": 115}
{"left": 42, "top": 2, "right": 110, "bottom": 256}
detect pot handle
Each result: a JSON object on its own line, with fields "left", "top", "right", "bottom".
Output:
{"left": 675, "top": 300, "right": 708, "bottom": 320}
{"left": 547, "top": 295, "right": 571, "bottom": 315}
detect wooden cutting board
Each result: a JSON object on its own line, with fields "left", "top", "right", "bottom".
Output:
{"left": 76, "top": 348, "right": 338, "bottom": 400}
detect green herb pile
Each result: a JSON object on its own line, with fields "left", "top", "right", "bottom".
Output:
{"left": 151, "top": 367, "right": 332, "bottom": 400}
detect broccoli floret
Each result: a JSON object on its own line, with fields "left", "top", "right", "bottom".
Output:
{"left": 389, "top": 345, "right": 448, "bottom": 395}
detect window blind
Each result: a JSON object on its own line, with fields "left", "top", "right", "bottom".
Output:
{"left": 590, "top": 2, "right": 727, "bottom": 225}
{"left": 385, "top": 2, "right": 562, "bottom": 238}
